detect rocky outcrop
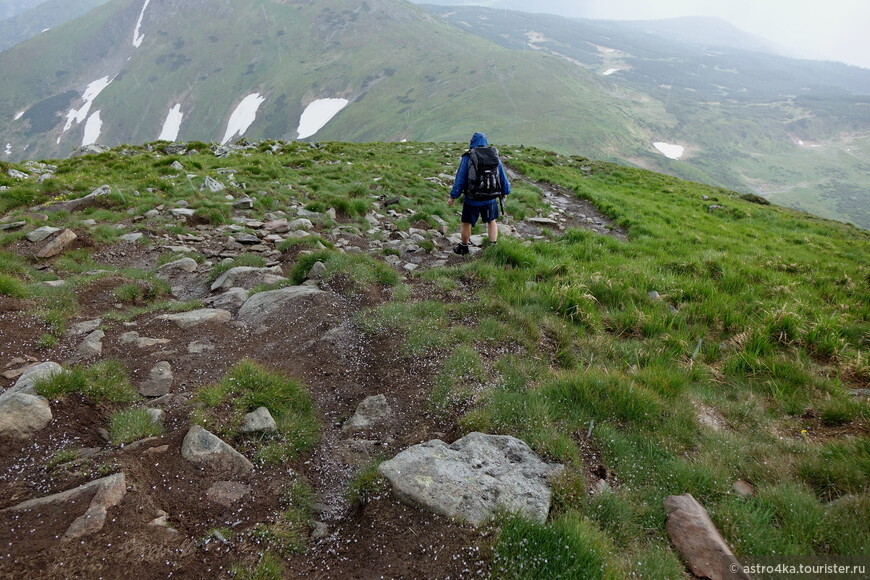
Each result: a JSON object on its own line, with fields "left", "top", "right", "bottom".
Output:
{"left": 158, "top": 308, "right": 232, "bottom": 328}
{"left": 378, "top": 432, "right": 564, "bottom": 526}
{"left": 1, "top": 473, "right": 126, "bottom": 540}
{"left": 236, "top": 286, "right": 323, "bottom": 326}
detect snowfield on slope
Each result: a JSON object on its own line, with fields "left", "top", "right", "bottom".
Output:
{"left": 159, "top": 104, "right": 184, "bottom": 142}
{"left": 221, "top": 94, "right": 266, "bottom": 145}
{"left": 297, "top": 98, "right": 349, "bottom": 139}
{"left": 59, "top": 76, "right": 113, "bottom": 144}
{"left": 133, "top": 0, "right": 151, "bottom": 48}
{"left": 654, "top": 142, "right": 685, "bottom": 160}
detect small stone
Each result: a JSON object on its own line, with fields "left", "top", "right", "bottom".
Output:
{"left": 181, "top": 425, "right": 254, "bottom": 473}
{"left": 76, "top": 330, "right": 105, "bottom": 358}
{"left": 138, "top": 362, "right": 174, "bottom": 397}
{"left": 732, "top": 480, "right": 754, "bottom": 499}
{"left": 239, "top": 406, "right": 278, "bottom": 434}
{"left": 36, "top": 229, "right": 77, "bottom": 258}
{"left": 26, "top": 226, "right": 60, "bottom": 243}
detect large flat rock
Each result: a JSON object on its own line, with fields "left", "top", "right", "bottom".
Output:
{"left": 378, "top": 432, "right": 564, "bottom": 526}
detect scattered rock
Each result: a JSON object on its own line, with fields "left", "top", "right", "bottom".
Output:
{"left": 201, "top": 177, "right": 226, "bottom": 193}
{"left": 239, "top": 406, "right": 278, "bottom": 434}
{"left": 138, "top": 362, "right": 174, "bottom": 397}
{"left": 76, "top": 329, "right": 105, "bottom": 358}
{"left": 158, "top": 308, "right": 232, "bottom": 328}
{"left": 157, "top": 257, "right": 199, "bottom": 276}
{"left": 119, "top": 232, "right": 143, "bottom": 242}
{"left": 35, "top": 228, "right": 77, "bottom": 258}
{"left": 119, "top": 331, "right": 171, "bottom": 348}
{"left": 181, "top": 425, "right": 254, "bottom": 473}
{"left": 206, "top": 287, "right": 250, "bottom": 312}
{"left": 342, "top": 394, "right": 392, "bottom": 435}
{"left": 188, "top": 340, "right": 216, "bottom": 354}
{"left": 206, "top": 481, "right": 252, "bottom": 507}
{"left": 732, "top": 480, "right": 754, "bottom": 499}
{"left": 26, "top": 226, "right": 60, "bottom": 243}
{"left": 378, "top": 432, "right": 564, "bottom": 526}
{"left": 210, "top": 265, "right": 284, "bottom": 292}
{"left": 664, "top": 494, "right": 749, "bottom": 580}
{"left": 0, "top": 393, "right": 53, "bottom": 438}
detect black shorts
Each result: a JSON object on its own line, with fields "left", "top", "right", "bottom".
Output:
{"left": 461, "top": 201, "right": 499, "bottom": 226}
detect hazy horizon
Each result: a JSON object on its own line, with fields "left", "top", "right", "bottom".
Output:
{"left": 415, "top": 0, "right": 870, "bottom": 70}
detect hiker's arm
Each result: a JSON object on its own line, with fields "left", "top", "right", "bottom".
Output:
{"left": 498, "top": 162, "right": 511, "bottom": 196}
{"left": 449, "top": 156, "right": 470, "bottom": 200}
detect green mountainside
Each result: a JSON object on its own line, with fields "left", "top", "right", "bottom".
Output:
{"left": 423, "top": 5, "right": 870, "bottom": 229}
{"left": 0, "top": 0, "right": 640, "bottom": 163}
{"left": 0, "top": 140, "right": 867, "bottom": 576}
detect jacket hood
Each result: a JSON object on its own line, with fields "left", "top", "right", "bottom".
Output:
{"left": 470, "top": 132, "right": 488, "bottom": 148}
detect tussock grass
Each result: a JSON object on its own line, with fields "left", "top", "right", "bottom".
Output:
{"left": 193, "top": 359, "right": 318, "bottom": 464}
{"left": 35, "top": 360, "right": 139, "bottom": 404}
{"left": 108, "top": 408, "right": 164, "bottom": 444}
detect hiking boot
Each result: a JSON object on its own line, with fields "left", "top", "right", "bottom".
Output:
{"left": 453, "top": 243, "right": 470, "bottom": 255}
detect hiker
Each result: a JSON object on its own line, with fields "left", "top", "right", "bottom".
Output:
{"left": 448, "top": 132, "right": 511, "bottom": 255}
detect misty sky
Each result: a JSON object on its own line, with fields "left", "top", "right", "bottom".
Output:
{"left": 432, "top": 0, "right": 870, "bottom": 69}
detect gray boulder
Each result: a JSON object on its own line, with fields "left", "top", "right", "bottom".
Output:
{"left": 2, "top": 361, "right": 62, "bottom": 400}
{"left": 236, "top": 286, "right": 322, "bottom": 326}
{"left": 378, "top": 432, "right": 564, "bottom": 526}
{"left": 36, "top": 228, "right": 77, "bottom": 258}
{"left": 1, "top": 472, "right": 126, "bottom": 540}
{"left": 26, "top": 226, "right": 60, "bottom": 243}
{"left": 157, "top": 257, "right": 198, "bottom": 276}
{"left": 76, "top": 329, "right": 105, "bottom": 358}
{"left": 210, "top": 265, "right": 284, "bottom": 292}
{"left": 0, "top": 393, "right": 53, "bottom": 438}
{"left": 157, "top": 308, "right": 232, "bottom": 328}
{"left": 181, "top": 425, "right": 254, "bottom": 473}
{"left": 207, "top": 287, "right": 250, "bottom": 311}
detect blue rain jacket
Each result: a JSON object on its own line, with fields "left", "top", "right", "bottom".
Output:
{"left": 450, "top": 132, "right": 511, "bottom": 206}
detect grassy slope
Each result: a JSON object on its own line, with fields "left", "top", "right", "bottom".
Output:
{"left": 1, "top": 139, "right": 867, "bottom": 576}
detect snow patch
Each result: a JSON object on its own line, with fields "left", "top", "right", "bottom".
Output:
{"left": 297, "top": 98, "right": 349, "bottom": 139}
{"left": 82, "top": 111, "right": 103, "bottom": 146}
{"left": 4, "top": 143, "right": 11, "bottom": 156}
{"left": 14, "top": 111, "right": 24, "bottom": 121}
{"left": 159, "top": 104, "right": 184, "bottom": 142}
{"left": 654, "top": 142, "right": 685, "bottom": 160}
{"left": 58, "top": 76, "right": 113, "bottom": 144}
{"left": 133, "top": 0, "right": 151, "bottom": 48}
{"left": 221, "top": 93, "right": 266, "bottom": 145}
{"left": 603, "top": 68, "right": 621, "bottom": 76}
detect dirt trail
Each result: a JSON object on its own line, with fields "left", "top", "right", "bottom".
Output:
{"left": 0, "top": 167, "right": 627, "bottom": 578}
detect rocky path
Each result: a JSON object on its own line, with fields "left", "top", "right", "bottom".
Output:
{"left": 0, "top": 164, "right": 625, "bottom": 578}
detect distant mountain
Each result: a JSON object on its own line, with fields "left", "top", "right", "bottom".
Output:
{"left": 0, "top": 0, "right": 111, "bottom": 52}
{"left": 618, "top": 17, "right": 775, "bottom": 54}
{"left": 422, "top": 5, "right": 870, "bottom": 229}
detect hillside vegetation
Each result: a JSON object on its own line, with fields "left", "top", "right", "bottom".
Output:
{"left": 0, "top": 140, "right": 867, "bottom": 578}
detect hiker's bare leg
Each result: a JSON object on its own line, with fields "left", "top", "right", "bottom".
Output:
{"left": 487, "top": 220, "right": 498, "bottom": 243}
{"left": 461, "top": 222, "right": 472, "bottom": 244}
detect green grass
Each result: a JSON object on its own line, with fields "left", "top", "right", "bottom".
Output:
{"left": 250, "top": 480, "right": 315, "bottom": 556}
{"left": 108, "top": 408, "right": 165, "bottom": 444}
{"left": 193, "top": 359, "right": 318, "bottom": 464}
{"left": 34, "top": 360, "right": 140, "bottom": 404}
